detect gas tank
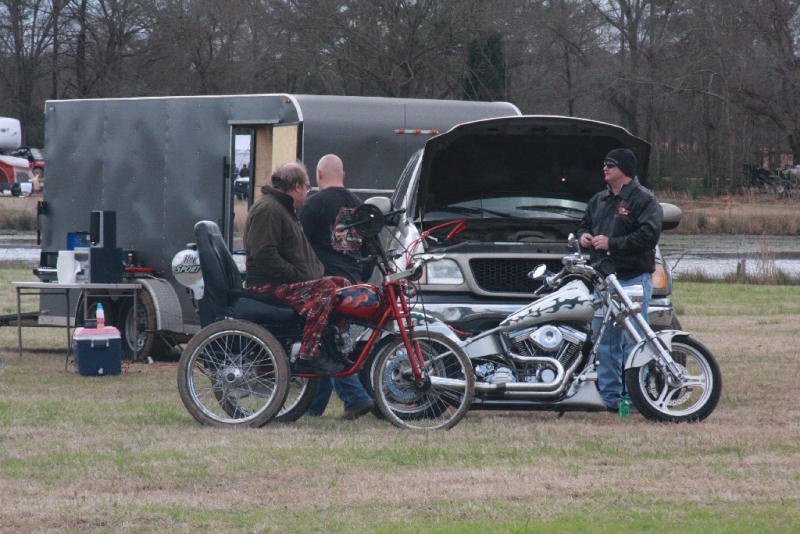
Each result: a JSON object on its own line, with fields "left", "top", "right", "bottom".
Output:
{"left": 334, "top": 284, "right": 384, "bottom": 322}
{"left": 498, "top": 279, "right": 594, "bottom": 332}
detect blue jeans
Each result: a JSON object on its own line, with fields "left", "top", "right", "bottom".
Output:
{"left": 306, "top": 374, "right": 373, "bottom": 416}
{"left": 591, "top": 273, "right": 652, "bottom": 409}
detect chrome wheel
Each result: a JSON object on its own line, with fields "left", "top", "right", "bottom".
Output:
{"left": 626, "top": 336, "right": 721, "bottom": 423}
{"left": 372, "top": 331, "right": 474, "bottom": 430}
{"left": 177, "top": 320, "right": 290, "bottom": 427}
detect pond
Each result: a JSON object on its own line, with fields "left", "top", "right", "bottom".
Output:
{"left": 3, "top": 232, "right": 800, "bottom": 279}
{"left": 660, "top": 234, "right": 800, "bottom": 278}
{"left": 0, "top": 232, "right": 39, "bottom": 262}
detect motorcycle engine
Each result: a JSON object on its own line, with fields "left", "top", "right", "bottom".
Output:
{"left": 506, "top": 325, "right": 587, "bottom": 382}
{"left": 475, "top": 362, "right": 516, "bottom": 384}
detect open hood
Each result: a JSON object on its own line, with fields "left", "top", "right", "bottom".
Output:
{"left": 416, "top": 115, "right": 651, "bottom": 217}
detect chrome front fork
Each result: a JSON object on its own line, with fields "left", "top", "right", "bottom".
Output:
{"left": 605, "top": 274, "right": 685, "bottom": 383}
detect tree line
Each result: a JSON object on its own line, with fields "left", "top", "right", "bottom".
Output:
{"left": 2, "top": 0, "right": 799, "bottom": 193}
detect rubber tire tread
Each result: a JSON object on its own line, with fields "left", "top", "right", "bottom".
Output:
{"left": 119, "top": 289, "right": 171, "bottom": 361}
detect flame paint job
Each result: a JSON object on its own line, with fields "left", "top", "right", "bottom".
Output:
{"left": 334, "top": 284, "right": 385, "bottom": 321}
{"left": 498, "top": 280, "right": 594, "bottom": 331}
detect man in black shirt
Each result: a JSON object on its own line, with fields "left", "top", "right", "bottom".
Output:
{"left": 298, "top": 154, "right": 376, "bottom": 420}
{"left": 577, "top": 148, "right": 663, "bottom": 412}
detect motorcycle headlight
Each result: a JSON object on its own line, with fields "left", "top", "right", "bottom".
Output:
{"left": 422, "top": 259, "right": 464, "bottom": 285}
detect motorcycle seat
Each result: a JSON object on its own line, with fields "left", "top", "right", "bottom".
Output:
{"left": 230, "top": 291, "right": 299, "bottom": 324}
{"left": 194, "top": 220, "right": 300, "bottom": 328}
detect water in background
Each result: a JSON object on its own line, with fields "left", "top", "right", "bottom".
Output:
{"left": 660, "top": 234, "right": 800, "bottom": 278}
{"left": 0, "top": 232, "right": 40, "bottom": 262}
{"left": 3, "top": 232, "right": 800, "bottom": 278}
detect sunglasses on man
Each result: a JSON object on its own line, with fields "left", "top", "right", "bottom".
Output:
{"left": 603, "top": 159, "right": 618, "bottom": 168}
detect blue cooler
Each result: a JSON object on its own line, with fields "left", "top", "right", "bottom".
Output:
{"left": 73, "top": 327, "right": 122, "bottom": 376}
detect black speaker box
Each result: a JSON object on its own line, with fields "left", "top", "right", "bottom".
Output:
{"left": 89, "top": 247, "right": 123, "bottom": 283}
{"left": 90, "top": 211, "right": 117, "bottom": 249}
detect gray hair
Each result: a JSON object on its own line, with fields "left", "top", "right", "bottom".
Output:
{"left": 271, "top": 162, "right": 309, "bottom": 192}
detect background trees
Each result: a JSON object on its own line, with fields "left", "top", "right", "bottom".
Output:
{"left": 1, "top": 0, "right": 799, "bottom": 192}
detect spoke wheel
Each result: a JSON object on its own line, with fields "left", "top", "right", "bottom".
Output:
{"left": 177, "top": 320, "right": 290, "bottom": 428}
{"left": 625, "top": 336, "right": 721, "bottom": 423}
{"left": 358, "top": 334, "right": 398, "bottom": 419}
{"left": 274, "top": 376, "right": 321, "bottom": 423}
{"left": 372, "top": 331, "right": 474, "bottom": 430}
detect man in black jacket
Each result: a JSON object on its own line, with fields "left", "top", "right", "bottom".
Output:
{"left": 244, "top": 162, "right": 348, "bottom": 375}
{"left": 577, "top": 148, "right": 663, "bottom": 412}
{"left": 298, "top": 154, "right": 376, "bottom": 420}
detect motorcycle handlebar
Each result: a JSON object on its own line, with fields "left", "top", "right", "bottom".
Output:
{"left": 385, "top": 208, "right": 406, "bottom": 218}
{"left": 338, "top": 207, "right": 406, "bottom": 231}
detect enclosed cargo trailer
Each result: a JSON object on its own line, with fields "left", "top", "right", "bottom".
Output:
{"left": 34, "top": 94, "right": 520, "bottom": 358}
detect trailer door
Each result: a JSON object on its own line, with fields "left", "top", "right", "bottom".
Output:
{"left": 228, "top": 123, "right": 299, "bottom": 251}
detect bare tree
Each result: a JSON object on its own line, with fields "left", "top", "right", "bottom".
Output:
{"left": 270, "top": 0, "right": 487, "bottom": 98}
{"left": 0, "top": 0, "right": 797, "bottom": 193}
{"left": 731, "top": 0, "right": 800, "bottom": 164}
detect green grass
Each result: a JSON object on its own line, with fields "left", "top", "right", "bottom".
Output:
{"left": 2, "top": 271, "right": 800, "bottom": 531}
{"left": 673, "top": 283, "right": 800, "bottom": 316}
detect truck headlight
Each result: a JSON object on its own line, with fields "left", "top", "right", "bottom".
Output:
{"left": 651, "top": 263, "right": 667, "bottom": 291}
{"left": 422, "top": 259, "right": 464, "bottom": 284}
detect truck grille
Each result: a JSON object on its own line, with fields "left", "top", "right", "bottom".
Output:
{"left": 469, "top": 259, "right": 564, "bottom": 293}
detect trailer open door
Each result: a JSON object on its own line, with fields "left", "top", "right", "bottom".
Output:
{"left": 228, "top": 122, "right": 300, "bottom": 251}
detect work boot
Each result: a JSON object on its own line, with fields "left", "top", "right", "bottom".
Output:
{"left": 340, "top": 399, "right": 375, "bottom": 421}
{"left": 293, "top": 355, "right": 345, "bottom": 376}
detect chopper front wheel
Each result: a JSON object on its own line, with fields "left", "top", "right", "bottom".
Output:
{"left": 625, "top": 336, "right": 721, "bottom": 423}
{"left": 372, "top": 331, "right": 474, "bottom": 430}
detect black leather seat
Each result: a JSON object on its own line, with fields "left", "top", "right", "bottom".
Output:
{"left": 194, "top": 221, "right": 300, "bottom": 328}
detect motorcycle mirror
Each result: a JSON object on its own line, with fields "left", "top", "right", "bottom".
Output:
{"left": 567, "top": 233, "right": 581, "bottom": 254}
{"left": 528, "top": 264, "right": 548, "bottom": 280}
{"left": 365, "top": 196, "right": 401, "bottom": 226}
{"left": 348, "top": 203, "right": 384, "bottom": 237}
{"left": 567, "top": 233, "right": 577, "bottom": 246}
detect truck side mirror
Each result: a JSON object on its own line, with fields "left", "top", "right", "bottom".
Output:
{"left": 660, "top": 202, "right": 682, "bottom": 231}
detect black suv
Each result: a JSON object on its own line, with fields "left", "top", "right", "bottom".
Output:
{"left": 390, "top": 115, "right": 681, "bottom": 333}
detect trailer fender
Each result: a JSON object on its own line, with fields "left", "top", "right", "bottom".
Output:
{"left": 137, "top": 278, "right": 184, "bottom": 332}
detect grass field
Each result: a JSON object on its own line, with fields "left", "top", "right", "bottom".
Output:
{"left": 1, "top": 266, "right": 800, "bottom": 532}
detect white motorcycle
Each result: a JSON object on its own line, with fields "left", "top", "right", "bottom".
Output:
{"left": 417, "top": 234, "right": 721, "bottom": 422}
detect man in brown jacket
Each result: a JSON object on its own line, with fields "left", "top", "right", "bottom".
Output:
{"left": 244, "top": 162, "right": 349, "bottom": 375}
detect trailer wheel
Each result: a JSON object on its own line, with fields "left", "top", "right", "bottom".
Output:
{"left": 119, "top": 290, "right": 170, "bottom": 361}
